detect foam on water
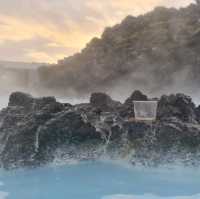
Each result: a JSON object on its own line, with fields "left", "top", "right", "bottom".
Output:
{"left": 0, "top": 182, "right": 8, "bottom": 199}
{"left": 103, "top": 193, "right": 200, "bottom": 199}
{"left": 0, "top": 192, "right": 8, "bottom": 199}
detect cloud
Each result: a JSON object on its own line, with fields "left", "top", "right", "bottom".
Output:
{"left": 0, "top": 36, "right": 78, "bottom": 63}
{"left": 0, "top": 0, "right": 195, "bottom": 62}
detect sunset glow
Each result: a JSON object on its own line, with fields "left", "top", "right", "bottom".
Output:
{"left": 0, "top": 0, "right": 194, "bottom": 63}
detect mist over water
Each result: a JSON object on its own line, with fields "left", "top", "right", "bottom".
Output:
{"left": 1, "top": 54, "right": 200, "bottom": 107}
{"left": 0, "top": 96, "right": 8, "bottom": 110}
{"left": 0, "top": 64, "right": 200, "bottom": 108}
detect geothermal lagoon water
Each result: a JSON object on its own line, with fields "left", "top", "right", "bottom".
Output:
{"left": 0, "top": 95, "right": 200, "bottom": 199}
{"left": 0, "top": 161, "right": 200, "bottom": 199}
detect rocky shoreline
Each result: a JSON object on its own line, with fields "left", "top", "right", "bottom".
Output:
{"left": 0, "top": 90, "right": 200, "bottom": 169}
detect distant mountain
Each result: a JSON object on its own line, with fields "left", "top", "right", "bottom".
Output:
{"left": 0, "top": 60, "right": 44, "bottom": 69}
{"left": 24, "top": 2, "right": 200, "bottom": 98}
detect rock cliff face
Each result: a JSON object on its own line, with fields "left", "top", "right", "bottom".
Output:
{"left": 38, "top": 2, "right": 200, "bottom": 97}
{"left": 0, "top": 91, "right": 200, "bottom": 169}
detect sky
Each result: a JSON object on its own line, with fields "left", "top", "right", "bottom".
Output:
{"left": 0, "top": 0, "right": 195, "bottom": 63}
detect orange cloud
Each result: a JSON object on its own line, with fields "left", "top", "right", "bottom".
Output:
{"left": 0, "top": 14, "right": 93, "bottom": 48}
{"left": 27, "top": 51, "right": 67, "bottom": 63}
{"left": 0, "top": 0, "right": 195, "bottom": 63}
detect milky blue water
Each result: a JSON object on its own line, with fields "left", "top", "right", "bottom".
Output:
{"left": 0, "top": 161, "right": 200, "bottom": 199}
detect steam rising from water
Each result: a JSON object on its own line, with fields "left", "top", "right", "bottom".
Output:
{"left": 0, "top": 96, "right": 8, "bottom": 110}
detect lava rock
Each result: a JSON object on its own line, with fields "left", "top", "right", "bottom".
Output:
{"left": 8, "top": 92, "right": 34, "bottom": 109}
{"left": 157, "top": 94, "right": 197, "bottom": 123}
{"left": 120, "top": 90, "right": 148, "bottom": 118}
{"left": 195, "top": 105, "right": 200, "bottom": 123}
{"left": 90, "top": 92, "right": 121, "bottom": 112}
{"left": 124, "top": 90, "right": 148, "bottom": 105}
{"left": 1, "top": 91, "right": 200, "bottom": 169}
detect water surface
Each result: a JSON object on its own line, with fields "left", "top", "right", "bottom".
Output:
{"left": 0, "top": 161, "right": 200, "bottom": 199}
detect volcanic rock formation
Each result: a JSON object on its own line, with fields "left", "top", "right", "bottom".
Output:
{"left": 0, "top": 91, "right": 200, "bottom": 169}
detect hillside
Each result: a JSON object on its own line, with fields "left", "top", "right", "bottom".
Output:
{"left": 38, "top": 2, "right": 200, "bottom": 98}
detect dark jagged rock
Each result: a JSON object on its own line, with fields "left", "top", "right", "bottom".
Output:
{"left": 0, "top": 91, "right": 200, "bottom": 169}
{"left": 157, "top": 93, "right": 197, "bottom": 123}
{"left": 35, "top": 111, "right": 101, "bottom": 165}
{"left": 196, "top": 105, "right": 200, "bottom": 123}
{"left": 124, "top": 90, "right": 148, "bottom": 105}
{"left": 8, "top": 92, "right": 64, "bottom": 114}
{"left": 124, "top": 121, "right": 149, "bottom": 140}
{"left": 8, "top": 92, "right": 34, "bottom": 109}
{"left": 0, "top": 93, "right": 102, "bottom": 169}
{"left": 120, "top": 90, "right": 148, "bottom": 118}
{"left": 90, "top": 92, "right": 121, "bottom": 112}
